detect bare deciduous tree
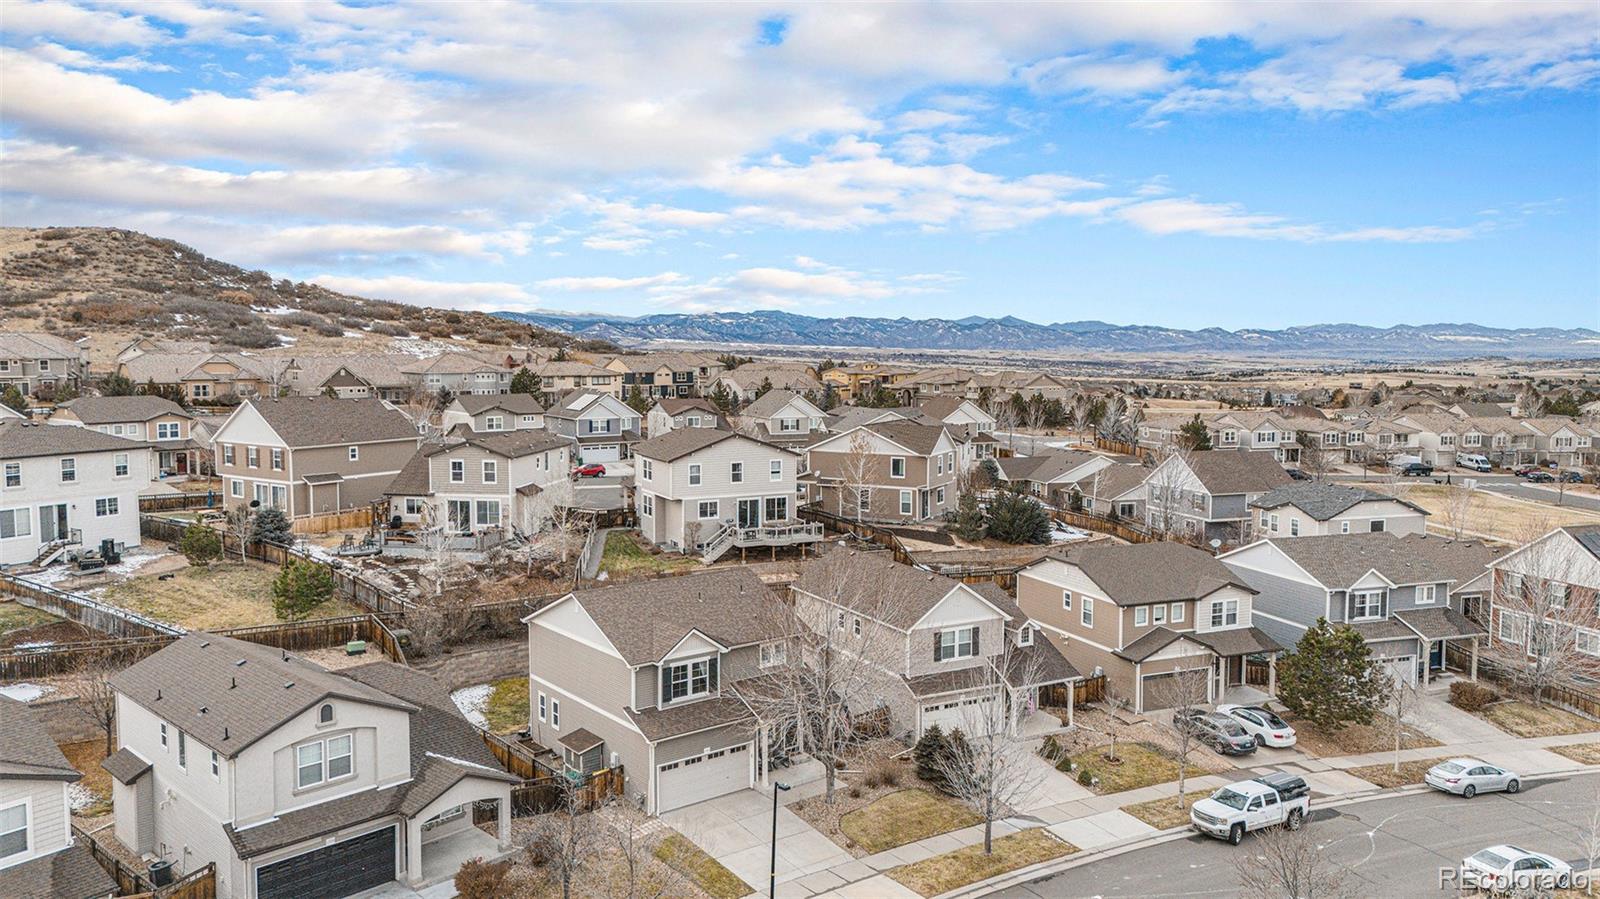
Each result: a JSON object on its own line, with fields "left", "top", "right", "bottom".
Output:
{"left": 1153, "top": 669, "right": 1212, "bottom": 810}
{"left": 840, "top": 429, "right": 876, "bottom": 523}
{"left": 528, "top": 778, "right": 601, "bottom": 899}
{"left": 225, "top": 506, "right": 253, "bottom": 562}
{"left": 71, "top": 650, "right": 124, "bottom": 757}
{"left": 1069, "top": 396, "right": 1092, "bottom": 443}
{"left": 1233, "top": 825, "right": 1360, "bottom": 899}
{"left": 1438, "top": 483, "right": 1479, "bottom": 540}
{"left": 1577, "top": 778, "right": 1600, "bottom": 897}
{"left": 1385, "top": 673, "right": 1419, "bottom": 774}
{"left": 1295, "top": 431, "right": 1334, "bottom": 481}
{"left": 1144, "top": 445, "right": 1194, "bottom": 539}
{"left": 520, "top": 477, "right": 587, "bottom": 567}
{"left": 1483, "top": 520, "right": 1600, "bottom": 704}
{"left": 593, "top": 804, "right": 684, "bottom": 899}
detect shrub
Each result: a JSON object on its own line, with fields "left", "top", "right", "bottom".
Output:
{"left": 1449, "top": 680, "right": 1499, "bottom": 712}
{"left": 867, "top": 759, "right": 900, "bottom": 789}
{"left": 849, "top": 786, "right": 862, "bottom": 799}
{"left": 251, "top": 508, "right": 293, "bottom": 545}
{"left": 1077, "top": 768, "right": 1094, "bottom": 786}
{"left": 454, "top": 857, "right": 511, "bottom": 899}
{"left": 271, "top": 560, "right": 336, "bottom": 621}
{"left": 913, "top": 724, "right": 948, "bottom": 788}
{"left": 178, "top": 523, "right": 222, "bottom": 564}
{"left": 523, "top": 838, "right": 553, "bottom": 868}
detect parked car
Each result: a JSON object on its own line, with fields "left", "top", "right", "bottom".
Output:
{"left": 1514, "top": 466, "right": 1542, "bottom": 477}
{"left": 1174, "top": 709, "right": 1258, "bottom": 755}
{"left": 1425, "top": 758, "right": 1520, "bottom": 798}
{"left": 1215, "top": 704, "right": 1297, "bottom": 748}
{"left": 1190, "top": 773, "right": 1309, "bottom": 845}
{"left": 1456, "top": 453, "right": 1492, "bottom": 473}
{"left": 1558, "top": 470, "right": 1585, "bottom": 483}
{"left": 1398, "top": 462, "right": 1434, "bottom": 477}
{"left": 1461, "top": 846, "right": 1572, "bottom": 892}
{"left": 1285, "top": 467, "right": 1311, "bottom": 481}
{"left": 1525, "top": 470, "right": 1555, "bottom": 483}
{"left": 572, "top": 463, "right": 607, "bottom": 478}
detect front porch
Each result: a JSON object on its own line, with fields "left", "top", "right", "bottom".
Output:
{"left": 406, "top": 788, "right": 513, "bottom": 889}
{"left": 415, "top": 819, "right": 505, "bottom": 886}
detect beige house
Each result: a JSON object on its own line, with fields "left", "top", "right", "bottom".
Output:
{"left": 1249, "top": 483, "right": 1428, "bottom": 538}
{"left": 534, "top": 361, "right": 620, "bottom": 399}
{"left": 49, "top": 395, "right": 204, "bottom": 477}
{"left": 384, "top": 428, "right": 572, "bottom": 534}
{"left": 803, "top": 420, "right": 960, "bottom": 522}
{"left": 1016, "top": 542, "right": 1282, "bottom": 712}
{"left": 119, "top": 353, "right": 279, "bottom": 404}
{"left": 0, "top": 332, "right": 86, "bottom": 396}
{"left": 210, "top": 397, "right": 419, "bottom": 517}
{"left": 645, "top": 397, "right": 723, "bottom": 436}
{"left": 440, "top": 394, "right": 545, "bottom": 433}
{"left": 735, "top": 389, "right": 828, "bottom": 448}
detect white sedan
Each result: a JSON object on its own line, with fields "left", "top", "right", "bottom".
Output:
{"left": 1461, "top": 845, "right": 1572, "bottom": 892}
{"left": 1425, "top": 758, "right": 1520, "bottom": 798}
{"left": 1215, "top": 704, "right": 1297, "bottom": 748}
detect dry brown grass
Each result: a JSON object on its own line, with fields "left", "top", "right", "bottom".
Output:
{"left": 1282, "top": 711, "right": 1441, "bottom": 758}
{"left": 653, "top": 833, "right": 750, "bottom": 899}
{"left": 1347, "top": 757, "right": 1450, "bottom": 789}
{"left": 790, "top": 741, "right": 947, "bottom": 857}
{"left": 1120, "top": 793, "right": 1199, "bottom": 829}
{"left": 1547, "top": 743, "right": 1600, "bottom": 765}
{"left": 1404, "top": 485, "right": 1600, "bottom": 542}
{"left": 1478, "top": 701, "right": 1600, "bottom": 738}
{"left": 98, "top": 561, "right": 362, "bottom": 629}
{"left": 61, "top": 741, "right": 113, "bottom": 817}
{"left": 839, "top": 789, "right": 982, "bottom": 854}
{"left": 887, "top": 829, "right": 1076, "bottom": 896}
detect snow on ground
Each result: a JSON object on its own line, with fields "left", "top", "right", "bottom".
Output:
{"left": 1050, "top": 525, "right": 1093, "bottom": 543}
{"left": 23, "top": 547, "right": 174, "bottom": 589}
{"left": 67, "top": 784, "right": 100, "bottom": 813}
{"left": 451, "top": 684, "right": 492, "bottom": 730}
{"left": 0, "top": 682, "right": 55, "bottom": 702}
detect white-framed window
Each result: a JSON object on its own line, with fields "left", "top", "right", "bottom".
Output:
{"left": 687, "top": 415, "right": 702, "bottom": 428}
{"left": 1269, "top": 513, "right": 1279, "bottom": 532}
{"left": 1350, "top": 590, "right": 1384, "bottom": 620}
{"left": 475, "top": 500, "right": 500, "bottom": 526}
{"left": 551, "top": 700, "right": 560, "bottom": 728}
{"left": 3, "top": 462, "right": 18, "bottom": 488}
{"left": 1081, "top": 595, "right": 1094, "bottom": 628}
{"left": 296, "top": 734, "right": 353, "bottom": 788}
{"left": 60, "top": 458, "right": 76, "bottom": 483}
{"left": 177, "top": 730, "right": 187, "bottom": 770}
{"left": 37, "top": 360, "right": 48, "bottom": 372}
{"left": 1171, "top": 602, "right": 1184, "bottom": 623}
{"left": 890, "top": 457, "right": 906, "bottom": 478}
{"left": 1258, "top": 511, "right": 1270, "bottom": 529}
{"left": 698, "top": 500, "right": 719, "bottom": 519}
{"left": 1415, "top": 584, "right": 1437, "bottom": 605}
{"left": 1341, "top": 520, "right": 1350, "bottom": 534}
{"left": 222, "top": 445, "right": 235, "bottom": 466}
{"left": 1018, "top": 625, "right": 1033, "bottom": 646}
{"left": 936, "top": 487, "right": 945, "bottom": 505}
{"left": 404, "top": 497, "right": 423, "bottom": 515}
{"left": 665, "top": 657, "right": 716, "bottom": 702}
{"left": 641, "top": 493, "right": 654, "bottom": 516}
{"left": 247, "top": 447, "right": 259, "bottom": 468}
{"left": 1153, "top": 604, "right": 1166, "bottom": 625}
{"left": 1062, "top": 591, "right": 1072, "bottom": 611}
{"left": 95, "top": 497, "right": 119, "bottom": 517}
{"left": 1210, "top": 599, "right": 1239, "bottom": 628}
{"left": 319, "top": 703, "right": 335, "bottom": 725}
{"left": 230, "top": 479, "right": 243, "bottom": 498}
{"left": 271, "top": 448, "right": 283, "bottom": 470}
{"left": 688, "top": 463, "right": 701, "bottom": 486}
{"left": 1576, "top": 628, "right": 1600, "bottom": 658}
{"left": 935, "top": 454, "right": 943, "bottom": 476}
{"left": 114, "top": 453, "right": 130, "bottom": 478}
{"left": 159, "top": 722, "right": 167, "bottom": 749}
{"left": 538, "top": 692, "right": 547, "bottom": 722}
{"left": 192, "top": 384, "right": 210, "bottom": 399}
{"left": 450, "top": 459, "right": 465, "bottom": 482}
{"left": 759, "top": 641, "right": 787, "bottom": 668}
{"left": 1498, "top": 610, "right": 1528, "bottom": 644}
{"left": 1547, "top": 581, "right": 1569, "bottom": 609}
{"left": 3, "top": 509, "right": 36, "bottom": 540}
{"left": 0, "top": 802, "right": 26, "bottom": 862}
{"left": 730, "top": 462, "right": 744, "bottom": 483}
{"left": 1289, "top": 518, "right": 1300, "bottom": 536}
{"left": 935, "top": 626, "right": 978, "bottom": 661}
{"left": 485, "top": 415, "right": 504, "bottom": 431}
{"left": 210, "top": 750, "right": 220, "bottom": 780}
{"left": 348, "top": 446, "right": 359, "bottom": 462}
{"left": 899, "top": 490, "right": 913, "bottom": 515}
{"left": 482, "top": 460, "right": 498, "bottom": 484}
{"left": 852, "top": 617, "right": 862, "bottom": 637}
{"left": 770, "top": 459, "right": 782, "bottom": 481}
{"left": 1134, "top": 606, "right": 1148, "bottom": 626}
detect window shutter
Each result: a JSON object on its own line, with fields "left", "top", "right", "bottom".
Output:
{"left": 933, "top": 632, "right": 942, "bottom": 662}
{"left": 660, "top": 669, "right": 671, "bottom": 705}
{"left": 708, "top": 656, "right": 719, "bottom": 692}
{"left": 969, "top": 625, "right": 979, "bottom": 651}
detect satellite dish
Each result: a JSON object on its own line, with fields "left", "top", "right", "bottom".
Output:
{"left": 248, "top": 500, "right": 261, "bottom": 509}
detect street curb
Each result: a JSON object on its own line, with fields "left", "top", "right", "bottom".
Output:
{"left": 932, "top": 763, "right": 1600, "bottom": 899}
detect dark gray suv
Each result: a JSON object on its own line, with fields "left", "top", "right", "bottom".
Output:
{"left": 1175, "top": 709, "right": 1259, "bottom": 756}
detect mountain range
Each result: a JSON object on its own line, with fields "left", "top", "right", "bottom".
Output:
{"left": 495, "top": 309, "right": 1600, "bottom": 359}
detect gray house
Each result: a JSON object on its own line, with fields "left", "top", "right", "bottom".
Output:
{"left": 1220, "top": 533, "right": 1502, "bottom": 686}
{"left": 541, "top": 391, "right": 641, "bottom": 463}
{"left": 1144, "top": 449, "right": 1293, "bottom": 544}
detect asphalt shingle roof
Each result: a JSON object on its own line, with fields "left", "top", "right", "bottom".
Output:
{"left": 742, "top": 389, "right": 819, "bottom": 420}
{"left": 1260, "top": 532, "right": 1504, "bottom": 589}
{"left": 1180, "top": 449, "right": 1294, "bottom": 495}
{"left": 996, "top": 451, "right": 1101, "bottom": 484}
{"left": 560, "top": 568, "right": 788, "bottom": 666}
{"left": 101, "top": 748, "right": 150, "bottom": 785}
{"left": 654, "top": 397, "right": 719, "bottom": 416}
{"left": 1251, "top": 483, "right": 1426, "bottom": 521}
{"left": 1045, "top": 542, "right": 1255, "bottom": 607}
{"left": 633, "top": 427, "right": 790, "bottom": 463}
{"left": 453, "top": 393, "right": 545, "bottom": 415}
{"left": 0, "top": 420, "right": 147, "bottom": 459}
{"left": 56, "top": 395, "right": 189, "bottom": 424}
{"left": 862, "top": 419, "right": 948, "bottom": 456}
{"left": 0, "top": 843, "right": 118, "bottom": 899}
{"left": 248, "top": 396, "right": 418, "bottom": 447}
{"left": 0, "top": 695, "right": 80, "bottom": 781}
{"left": 625, "top": 697, "right": 755, "bottom": 742}
{"left": 794, "top": 549, "right": 990, "bottom": 630}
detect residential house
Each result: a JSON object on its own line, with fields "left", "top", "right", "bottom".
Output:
{"left": 522, "top": 568, "right": 790, "bottom": 814}
{"left": 802, "top": 421, "right": 959, "bottom": 523}
{"left": 401, "top": 353, "right": 510, "bottom": 397}
{"left": 1138, "top": 411, "right": 1302, "bottom": 462}
{"left": 541, "top": 391, "right": 641, "bottom": 463}
{"left": 1143, "top": 449, "right": 1293, "bottom": 544}
{"left": 0, "top": 420, "right": 148, "bottom": 567}
{"left": 440, "top": 394, "right": 545, "bottom": 433}
{"left": 1482, "top": 525, "right": 1600, "bottom": 677}
{"left": 1220, "top": 533, "right": 1501, "bottom": 687}
{"left": 279, "top": 356, "right": 412, "bottom": 401}
{"left": 49, "top": 395, "right": 204, "bottom": 478}
{"left": 791, "top": 550, "right": 1079, "bottom": 738}
{"left": 712, "top": 366, "right": 822, "bottom": 403}
{"left": 975, "top": 371, "right": 1077, "bottom": 403}
{"left": 600, "top": 352, "right": 723, "bottom": 399}
{"left": 1015, "top": 543, "right": 1282, "bottom": 712}
{"left": 994, "top": 451, "right": 1113, "bottom": 508}
{"left": 114, "top": 338, "right": 212, "bottom": 366}
{"left": 735, "top": 389, "right": 828, "bottom": 449}
{"left": 0, "top": 696, "right": 118, "bottom": 899}
{"left": 1447, "top": 417, "right": 1531, "bottom": 468}
{"left": 914, "top": 396, "right": 999, "bottom": 462}
{"left": 1249, "top": 483, "right": 1428, "bottom": 538}
{"left": 118, "top": 353, "right": 279, "bottom": 404}
{"left": 1394, "top": 413, "right": 1469, "bottom": 467}
{"left": 900, "top": 367, "right": 980, "bottom": 399}
{"left": 1078, "top": 462, "right": 1148, "bottom": 521}
{"left": 645, "top": 398, "right": 723, "bottom": 437}
{"left": 631, "top": 428, "right": 817, "bottom": 560}
{"left": 819, "top": 363, "right": 915, "bottom": 402}
{"left": 823, "top": 405, "right": 909, "bottom": 434}
{"left": 1519, "top": 417, "right": 1598, "bottom": 468}
{"left": 1449, "top": 401, "right": 1509, "bottom": 419}
{"left": 104, "top": 633, "right": 516, "bottom": 898}
{"left": 385, "top": 428, "right": 572, "bottom": 534}
{"left": 533, "top": 361, "right": 620, "bottom": 400}
{"left": 0, "top": 332, "right": 86, "bottom": 397}
{"left": 210, "top": 397, "right": 419, "bottom": 517}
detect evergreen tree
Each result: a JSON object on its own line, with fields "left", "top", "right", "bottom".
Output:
{"left": 1262, "top": 389, "right": 1275, "bottom": 406}
{"left": 985, "top": 491, "right": 1051, "bottom": 544}
{"left": 755, "top": 376, "right": 774, "bottom": 399}
{"left": 1542, "top": 393, "right": 1581, "bottom": 417}
{"left": 179, "top": 523, "right": 222, "bottom": 564}
{"left": 272, "top": 560, "right": 336, "bottom": 621}
{"left": 978, "top": 457, "right": 1000, "bottom": 487}
{"left": 251, "top": 508, "right": 294, "bottom": 545}
{"left": 0, "top": 385, "right": 28, "bottom": 416}
{"left": 552, "top": 347, "right": 569, "bottom": 362}
{"left": 624, "top": 384, "right": 650, "bottom": 414}
{"left": 709, "top": 382, "right": 736, "bottom": 414}
{"left": 817, "top": 358, "right": 838, "bottom": 373}
{"left": 1178, "top": 414, "right": 1213, "bottom": 450}
{"left": 435, "top": 386, "right": 455, "bottom": 410}
{"left": 322, "top": 384, "right": 339, "bottom": 399}
{"left": 509, "top": 367, "right": 540, "bottom": 395}
{"left": 1276, "top": 618, "right": 1389, "bottom": 732}
{"left": 949, "top": 492, "right": 987, "bottom": 540}
{"left": 937, "top": 728, "right": 971, "bottom": 796}
{"left": 913, "top": 724, "right": 949, "bottom": 788}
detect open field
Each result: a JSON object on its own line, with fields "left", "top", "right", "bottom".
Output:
{"left": 1403, "top": 484, "right": 1600, "bottom": 543}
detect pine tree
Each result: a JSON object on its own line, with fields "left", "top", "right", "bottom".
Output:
{"left": 100, "top": 373, "right": 136, "bottom": 396}
{"left": 179, "top": 523, "right": 222, "bottom": 564}
{"left": 0, "top": 386, "right": 28, "bottom": 416}
{"left": 913, "top": 724, "right": 948, "bottom": 788}
{"left": 710, "top": 382, "right": 736, "bottom": 414}
{"left": 272, "top": 560, "right": 335, "bottom": 621}
{"left": 624, "top": 384, "right": 650, "bottom": 414}
{"left": 251, "top": 508, "right": 293, "bottom": 545}
{"left": 985, "top": 491, "right": 1051, "bottom": 544}
{"left": 509, "top": 367, "right": 539, "bottom": 395}
{"left": 755, "top": 377, "right": 774, "bottom": 399}
{"left": 1276, "top": 618, "right": 1389, "bottom": 732}
{"left": 950, "top": 492, "right": 986, "bottom": 540}
{"left": 1179, "top": 414, "right": 1212, "bottom": 450}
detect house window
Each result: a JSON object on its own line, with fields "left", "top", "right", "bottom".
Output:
{"left": 1289, "top": 518, "right": 1300, "bottom": 536}
{"left": 1341, "top": 521, "right": 1350, "bottom": 534}
{"left": 247, "top": 447, "right": 259, "bottom": 468}
{"left": 1350, "top": 590, "right": 1384, "bottom": 620}
{"left": 1259, "top": 511, "right": 1270, "bottom": 529}
{"left": 890, "top": 457, "right": 906, "bottom": 478}
{"left": 211, "top": 750, "right": 220, "bottom": 779}
{"left": 688, "top": 464, "right": 701, "bottom": 485}
{"left": 450, "top": 460, "right": 465, "bottom": 483}
{"left": 319, "top": 704, "right": 334, "bottom": 724}
{"left": 1062, "top": 591, "right": 1072, "bottom": 610}
{"left": 730, "top": 462, "right": 743, "bottom": 483}
{"left": 296, "top": 735, "right": 353, "bottom": 788}
{"left": 177, "top": 730, "right": 187, "bottom": 770}
{"left": 1415, "top": 585, "right": 1437, "bottom": 605}
{"left": 0, "top": 803, "right": 26, "bottom": 861}
{"left": 935, "top": 627, "right": 978, "bottom": 661}
{"left": 1369, "top": 520, "right": 1385, "bottom": 533}
{"left": 1547, "top": 582, "right": 1569, "bottom": 609}
{"left": 641, "top": 493, "right": 654, "bottom": 516}
{"left": 404, "top": 498, "right": 423, "bottom": 515}
{"left": 348, "top": 446, "right": 359, "bottom": 462}
{"left": 230, "top": 479, "right": 243, "bottom": 498}
{"left": 1498, "top": 610, "right": 1528, "bottom": 644}
{"left": 770, "top": 459, "right": 782, "bottom": 481}
{"left": 95, "top": 498, "right": 119, "bottom": 517}
{"left": 1577, "top": 628, "right": 1600, "bottom": 658}
{"left": 1018, "top": 625, "right": 1033, "bottom": 646}
{"left": 485, "top": 416, "right": 504, "bottom": 431}
{"left": 482, "top": 460, "right": 498, "bottom": 484}
{"left": 551, "top": 700, "right": 560, "bottom": 728}
{"left": 192, "top": 384, "right": 210, "bottom": 399}
{"left": 857, "top": 489, "right": 870, "bottom": 515}
{"left": 223, "top": 445, "right": 234, "bottom": 466}
{"left": 160, "top": 722, "right": 167, "bottom": 749}
{"left": 475, "top": 500, "right": 501, "bottom": 526}
{"left": 687, "top": 416, "right": 702, "bottom": 428}
{"left": 1153, "top": 604, "right": 1166, "bottom": 625}
{"left": 1210, "top": 599, "right": 1239, "bottom": 628}
{"left": 759, "top": 641, "right": 787, "bottom": 668}
{"left": 1269, "top": 513, "right": 1279, "bottom": 532}
{"left": 37, "top": 360, "right": 48, "bottom": 372}
{"left": 3, "top": 463, "right": 17, "bottom": 488}
{"left": 640, "top": 459, "right": 652, "bottom": 480}
{"left": 114, "top": 453, "right": 129, "bottom": 477}
{"left": 538, "top": 693, "right": 546, "bottom": 722}
{"left": 271, "top": 448, "right": 283, "bottom": 470}
{"left": 852, "top": 617, "right": 862, "bottom": 637}
{"left": 665, "top": 658, "right": 716, "bottom": 702}
{"left": 899, "top": 490, "right": 913, "bottom": 515}
{"left": 60, "top": 458, "right": 75, "bottom": 483}
{"left": 698, "top": 500, "right": 719, "bottom": 519}
{"left": 1170, "top": 602, "right": 1184, "bottom": 623}
{"left": 936, "top": 487, "right": 945, "bottom": 505}
{"left": 1135, "top": 606, "right": 1148, "bottom": 626}
{"left": 1081, "top": 596, "right": 1094, "bottom": 628}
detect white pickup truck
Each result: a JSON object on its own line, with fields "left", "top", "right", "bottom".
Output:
{"left": 1189, "top": 773, "right": 1310, "bottom": 845}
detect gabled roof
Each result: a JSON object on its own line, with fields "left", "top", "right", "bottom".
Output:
{"left": 452, "top": 393, "right": 545, "bottom": 416}
{"left": 1566, "top": 524, "right": 1600, "bottom": 562}
{"left": 56, "top": 395, "right": 190, "bottom": 424}
{"left": 1452, "top": 402, "right": 1509, "bottom": 418}
{"left": 0, "top": 419, "right": 147, "bottom": 459}
{"left": 535, "top": 360, "right": 615, "bottom": 378}
{"left": 861, "top": 419, "right": 950, "bottom": 456}
{"left": 914, "top": 395, "right": 988, "bottom": 422}
{"left": 1250, "top": 532, "right": 1504, "bottom": 589}
{"left": 995, "top": 451, "right": 1101, "bottom": 484}
{"left": 718, "top": 367, "right": 821, "bottom": 392}
{"left": 742, "top": 388, "right": 822, "bottom": 420}
{"left": 0, "top": 695, "right": 81, "bottom": 781}
{"left": 543, "top": 390, "right": 628, "bottom": 420}
{"left": 1084, "top": 463, "right": 1149, "bottom": 502}
{"left": 825, "top": 405, "right": 909, "bottom": 432}
{"left": 121, "top": 351, "right": 278, "bottom": 384}
{"left": 290, "top": 354, "right": 412, "bottom": 389}
{"left": 402, "top": 353, "right": 502, "bottom": 375}
{"left": 110, "top": 633, "right": 418, "bottom": 759}
{"left": 549, "top": 568, "right": 787, "bottom": 667}
{"left": 654, "top": 397, "right": 718, "bottom": 416}
{"left": 793, "top": 549, "right": 1005, "bottom": 631}
{"left": 384, "top": 448, "right": 432, "bottom": 497}
{"left": 1172, "top": 449, "right": 1294, "bottom": 495}
{"left": 1041, "top": 542, "right": 1254, "bottom": 607}
{"left": 428, "top": 428, "right": 571, "bottom": 459}
{"left": 1251, "top": 483, "right": 1427, "bottom": 521}
{"left": 244, "top": 396, "right": 418, "bottom": 447}
{"left": 633, "top": 427, "right": 789, "bottom": 462}
{"left": 0, "top": 331, "right": 80, "bottom": 358}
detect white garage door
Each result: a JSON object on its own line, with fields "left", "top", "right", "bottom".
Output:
{"left": 584, "top": 444, "right": 621, "bottom": 463}
{"left": 1380, "top": 656, "right": 1417, "bottom": 688}
{"left": 657, "top": 744, "right": 750, "bottom": 813}
{"left": 920, "top": 695, "right": 995, "bottom": 736}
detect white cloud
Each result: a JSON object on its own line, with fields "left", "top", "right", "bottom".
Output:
{"left": 306, "top": 274, "right": 538, "bottom": 311}
{"left": 1114, "top": 197, "right": 1483, "bottom": 243}
{"left": 534, "top": 272, "right": 686, "bottom": 291}
{"left": 1023, "top": 54, "right": 1185, "bottom": 96}
{"left": 23, "top": 41, "right": 174, "bottom": 72}
{"left": 2, "top": 0, "right": 162, "bottom": 46}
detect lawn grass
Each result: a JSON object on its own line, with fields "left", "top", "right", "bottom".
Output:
{"left": 652, "top": 833, "right": 752, "bottom": 899}
{"left": 483, "top": 677, "right": 529, "bottom": 734}
{"left": 1478, "top": 701, "right": 1599, "bottom": 738}
{"left": 1404, "top": 485, "right": 1600, "bottom": 542}
{"left": 1346, "top": 757, "right": 1449, "bottom": 789}
{"left": 1281, "top": 711, "right": 1441, "bottom": 757}
{"left": 888, "top": 830, "right": 1076, "bottom": 897}
{"left": 839, "top": 788, "right": 982, "bottom": 853}
{"left": 60, "top": 740, "right": 113, "bottom": 817}
{"left": 1063, "top": 742, "right": 1182, "bottom": 795}
{"left": 599, "top": 531, "right": 699, "bottom": 579}
{"left": 0, "top": 601, "right": 61, "bottom": 638}
{"left": 1547, "top": 743, "right": 1600, "bottom": 765}
{"left": 1120, "top": 792, "right": 1199, "bottom": 830}
{"left": 99, "top": 562, "right": 361, "bottom": 629}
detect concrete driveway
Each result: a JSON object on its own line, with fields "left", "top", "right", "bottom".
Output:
{"left": 659, "top": 789, "right": 856, "bottom": 894}
{"left": 1411, "top": 688, "right": 1514, "bottom": 743}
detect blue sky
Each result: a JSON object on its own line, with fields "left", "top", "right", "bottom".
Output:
{"left": 1, "top": 2, "right": 1596, "bottom": 330}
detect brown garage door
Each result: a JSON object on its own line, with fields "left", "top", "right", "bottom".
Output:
{"left": 1141, "top": 668, "right": 1210, "bottom": 711}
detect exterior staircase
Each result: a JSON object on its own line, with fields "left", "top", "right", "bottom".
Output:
{"left": 30, "top": 531, "right": 81, "bottom": 568}
{"left": 701, "top": 521, "right": 824, "bottom": 564}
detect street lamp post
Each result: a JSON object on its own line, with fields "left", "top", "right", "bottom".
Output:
{"left": 770, "top": 781, "right": 791, "bottom": 898}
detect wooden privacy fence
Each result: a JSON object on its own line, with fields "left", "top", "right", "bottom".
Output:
{"left": 76, "top": 822, "right": 152, "bottom": 894}
{"left": 1094, "top": 436, "right": 1152, "bottom": 461}
{"left": 798, "top": 507, "right": 917, "bottom": 566}
{"left": 481, "top": 730, "right": 548, "bottom": 781}
{"left": 1245, "top": 658, "right": 1272, "bottom": 686}
{"left": 509, "top": 766, "right": 626, "bottom": 817}
{"left": 1041, "top": 674, "right": 1106, "bottom": 707}
{"left": 0, "top": 572, "right": 180, "bottom": 638}
{"left": 291, "top": 506, "right": 383, "bottom": 535}
{"left": 132, "top": 863, "right": 217, "bottom": 899}
{"left": 1049, "top": 508, "right": 1154, "bottom": 544}
{"left": 138, "top": 492, "right": 219, "bottom": 513}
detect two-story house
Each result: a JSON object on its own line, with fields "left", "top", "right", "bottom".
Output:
{"left": 1139, "top": 411, "right": 1302, "bottom": 462}
{"left": 0, "top": 420, "right": 148, "bottom": 567}
{"left": 645, "top": 398, "right": 723, "bottom": 437}
{"left": 735, "top": 389, "right": 828, "bottom": 449}
{"left": 914, "top": 396, "right": 999, "bottom": 462}
{"left": 1250, "top": 483, "right": 1429, "bottom": 538}
{"left": 118, "top": 353, "right": 279, "bottom": 404}
{"left": 533, "top": 361, "right": 620, "bottom": 400}
{"left": 600, "top": 352, "right": 721, "bottom": 399}
{"left": 1077, "top": 463, "right": 1148, "bottom": 521}
{"left": 1220, "top": 533, "right": 1501, "bottom": 687}
{"left": 1015, "top": 543, "right": 1281, "bottom": 712}
{"left": 1520, "top": 417, "right": 1599, "bottom": 468}
{"left": 540, "top": 391, "right": 640, "bottom": 463}
{"left": 49, "top": 395, "right": 204, "bottom": 478}
{"left": 0, "top": 696, "right": 117, "bottom": 899}
{"left": 210, "top": 397, "right": 419, "bottom": 518}
{"left": 791, "top": 550, "right": 1078, "bottom": 738}
{"left": 0, "top": 332, "right": 86, "bottom": 397}
{"left": 1393, "top": 413, "right": 1468, "bottom": 468}
{"left": 385, "top": 428, "right": 572, "bottom": 533}
{"left": 1482, "top": 525, "right": 1600, "bottom": 679}
{"left": 631, "top": 429, "right": 819, "bottom": 561}
{"left": 522, "top": 568, "right": 791, "bottom": 814}
{"left": 711, "top": 367, "right": 822, "bottom": 403}
{"left": 819, "top": 363, "right": 915, "bottom": 403}
{"left": 1143, "top": 449, "right": 1293, "bottom": 543}
{"left": 104, "top": 633, "right": 516, "bottom": 898}
{"left": 401, "top": 354, "right": 511, "bottom": 397}
{"left": 439, "top": 393, "right": 545, "bottom": 433}
{"left": 994, "top": 451, "right": 1113, "bottom": 508}
{"left": 802, "top": 421, "right": 960, "bottom": 523}
{"left": 279, "top": 356, "right": 412, "bottom": 401}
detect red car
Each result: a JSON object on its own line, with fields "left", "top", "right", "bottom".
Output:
{"left": 572, "top": 463, "right": 606, "bottom": 478}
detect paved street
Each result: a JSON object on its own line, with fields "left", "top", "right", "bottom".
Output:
{"left": 996, "top": 772, "right": 1600, "bottom": 898}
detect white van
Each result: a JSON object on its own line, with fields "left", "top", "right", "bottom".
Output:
{"left": 1457, "top": 453, "right": 1491, "bottom": 472}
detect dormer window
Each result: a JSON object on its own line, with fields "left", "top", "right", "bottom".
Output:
{"left": 1018, "top": 625, "right": 1033, "bottom": 647}
{"left": 318, "top": 703, "right": 335, "bottom": 725}
{"left": 662, "top": 657, "right": 717, "bottom": 703}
